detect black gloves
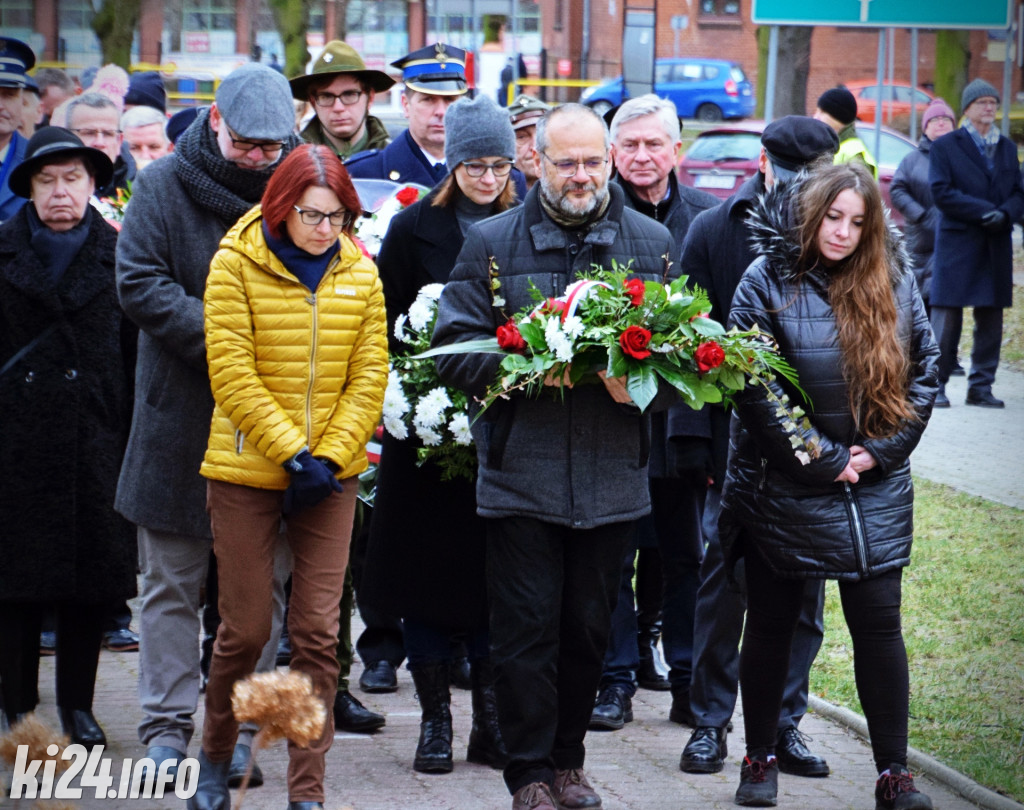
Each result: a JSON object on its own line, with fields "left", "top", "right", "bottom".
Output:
{"left": 282, "top": 449, "right": 343, "bottom": 515}
{"left": 980, "top": 209, "right": 1008, "bottom": 231}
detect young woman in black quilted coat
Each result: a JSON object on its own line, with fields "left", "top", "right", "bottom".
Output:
{"left": 720, "top": 162, "right": 939, "bottom": 810}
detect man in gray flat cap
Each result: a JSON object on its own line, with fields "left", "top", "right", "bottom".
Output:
{"left": 115, "top": 63, "right": 301, "bottom": 787}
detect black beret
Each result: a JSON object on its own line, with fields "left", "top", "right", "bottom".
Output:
{"left": 760, "top": 116, "right": 840, "bottom": 182}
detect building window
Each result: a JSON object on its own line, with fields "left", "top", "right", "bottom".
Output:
{"left": 183, "top": 0, "right": 235, "bottom": 32}
{"left": 58, "top": 0, "right": 95, "bottom": 29}
{"left": 0, "top": 0, "right": 33, "bottom": 29}
{"left": 699, "top": 0, "right": 741, "bottom": 17}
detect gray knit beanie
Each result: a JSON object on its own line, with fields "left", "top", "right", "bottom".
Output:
{"left": 444, "top": 94, "right": 516, "bottom": 169}
{"left": 961, "top": 79, "right": 1000, "bottom": 113}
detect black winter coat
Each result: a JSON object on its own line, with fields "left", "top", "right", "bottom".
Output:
{"left": 616, "top": 174, "right": 717, "bottom": 478}
{"left": 929, "top": 127, "right": 1024, "bottom": 308}
{"left": 720, "top": 185, "right": 940, "bottom": 582}
{"left": 433, "top": 182, "right": 676, "bottom": 529}
{"left": 678, "top": 173, "right": 764, "bottom": 486}
{"left": 0, "top": 206, "right": 137, "bottom": 603}
{"left": 360, "top": 186, "right": 495, "bottom": 629}
{"left": 889, "top": 136, "right": 938, "bottom": 302}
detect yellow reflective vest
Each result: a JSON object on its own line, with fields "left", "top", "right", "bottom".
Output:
{"left": 835, "top": 133, "right": 879, "bottom": 180}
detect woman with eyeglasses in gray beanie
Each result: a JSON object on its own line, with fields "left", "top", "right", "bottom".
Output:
{"left": 358, "top": 93, "right": 524, "bottom": 775}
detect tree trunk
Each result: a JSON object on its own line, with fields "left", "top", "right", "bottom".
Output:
{"left": 934, "top": 30, "right": 971, "bottom": 114}
{"left": 91, "top": 0, "right": 142, "bottom": 69}
{"left": 755, "top": 26, "right": 812, "bottom": 118}
{"left": 269, "top": 0, "right": 313, "bottom": 78}
{"left": 332, "top": 0, "right": 350, "bottom": 41}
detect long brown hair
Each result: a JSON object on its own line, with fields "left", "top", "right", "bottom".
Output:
{"left": 794, "top": 162, "right": 915, "bottom": 437}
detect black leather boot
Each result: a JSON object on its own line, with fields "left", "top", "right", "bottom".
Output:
{"left": 466, "top": 660, "right": 508, "bottom": 769}
{"left": 58, "top": 707, "right": 107, "bottom": 748}
{"left": 636, "top": 623, "right": 671, "bottom": 691}
{"left": 186, "top": 749, "right": 231, "bottom": 810}
{"left": 410, "top": 662, "right": 453, "bottom": 774}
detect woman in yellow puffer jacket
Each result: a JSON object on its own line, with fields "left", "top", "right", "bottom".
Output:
{"left": 193, "top": 144, "right": 388, "bottom": 810}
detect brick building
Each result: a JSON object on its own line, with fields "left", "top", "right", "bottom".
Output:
{"left": 9, "top": 0, "right": 1020, "bottom": 115}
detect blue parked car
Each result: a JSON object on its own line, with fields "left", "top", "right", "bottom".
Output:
{"left": 580, "top": 58, "right": 755, "bottom": 121}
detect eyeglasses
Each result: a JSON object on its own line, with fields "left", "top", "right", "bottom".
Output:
{"left": 540, "top": 152, "right": 608, "bottom": 177}
{"left": 227, "top": 128, "right": 285, "bottom": 154}
{"left": 313, "top": 90, "right": 365, "bottom": 108}
{"left": 461, "top": 161, "right": 514, "bottom": 178}
{"left": 292, "top": 206, "right": 353, "bottom": 228}
{"left": 71, "top": 128, "right": 121, "bottom": 140}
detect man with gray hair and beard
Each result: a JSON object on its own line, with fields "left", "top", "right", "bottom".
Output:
{"left": 432, "top": 103, "right": 675, "bottom": 810}
{"left": 115, "top": 62, "right": 301, "bottom": 789}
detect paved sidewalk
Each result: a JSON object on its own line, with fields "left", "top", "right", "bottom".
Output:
{"left": 15, "top": 630, "right": 1019, "bottom": 810}
{"left": 6, "top": 364, "right": 1022, "bottom": 810}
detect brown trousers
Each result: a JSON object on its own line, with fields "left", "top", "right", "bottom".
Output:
{"left": 202, "top": 478, "right": 356, "bottom": 802}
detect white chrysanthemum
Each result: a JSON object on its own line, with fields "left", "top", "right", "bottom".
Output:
{"left": 383, "top": 415, "right": 408, "bottom": 440}
{"left": 418, "top": 283, "right": 445, "bottom": 301}
{"left": 544, "top": 318, "right": 575, "bottom": 362}
{"left": 416, "top": 426, "right": 443, "bottom": 446}
{"left": 413, "top": 387, "right": 452, "bottom": 429}
{"left": 562, "top": 314, "right": 585, "bottom": 339}
{"left": 407, "top": 297, "right": 434, "bottom": 332}
{"left": 393, "top": 313, "right": 408, "bottom": 343}
{"left": 449, "top": 413, "right": 472, "bottom": 446}
{"left": 382, "top": 373, "right": 410, "bottom": 419}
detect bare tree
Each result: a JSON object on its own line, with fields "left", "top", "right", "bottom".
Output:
{"left": 756, "top": 26, "right": 813, "bottom": 118}
{"left": 332, "top": 0, "right": 351, "bottom": 41}
{"left": 91, "top": 0, "right": 142, "bottom": 69}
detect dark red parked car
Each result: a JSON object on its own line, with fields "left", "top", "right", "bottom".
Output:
{"left": 677, "top": 120, "right": 916, "bottom": 226}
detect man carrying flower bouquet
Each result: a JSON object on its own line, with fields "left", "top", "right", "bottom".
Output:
{"left": 432, "top": 103, "right": 676, "bottom": 810}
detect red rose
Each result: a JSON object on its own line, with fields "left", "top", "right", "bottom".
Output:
{"left": 623, "top": 278, "right": 646, "bottom": 307}
{"left": 496, "top": 319, "right": 527, "bottom": 353}
{"left": 619, "top": 325, "right": 652, "bottom": 359}
{"left": 395, "top": 187, "right": 420, "bottom": 207}
{"left": 695, "top": 341, "right": 726, "bottom": 373}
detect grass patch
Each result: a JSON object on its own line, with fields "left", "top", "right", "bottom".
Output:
{"left": 810, "top": 478, "right": 1024, "bottom": 802}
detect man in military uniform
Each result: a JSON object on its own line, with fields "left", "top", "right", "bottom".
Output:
{"left": 346, "top": 43, "right": 467, "bottom": 186}
{"left": 508, "top": 94, "right": 549, "bottom": 192}
{"left": 291, "top": 40, "right": 396, "bottom": 160}
{"left": 0, "top": 36, "right": 35, "bottom": 223}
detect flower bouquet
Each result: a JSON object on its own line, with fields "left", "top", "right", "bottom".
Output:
{"left": 382, "top": 284, "right": 476, "bottom": 481}
{"left": 420, "top": 262, "right": 820, "bottom": 464}
{"left": 351, "top": 179, "right": 429, "bottom": 258}
{"left": 91, "top": 181, "right": 131, "bottom": 231}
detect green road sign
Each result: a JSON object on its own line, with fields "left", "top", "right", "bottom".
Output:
{"left": 751, "top": 0, "right": 1011, "bottom": 29}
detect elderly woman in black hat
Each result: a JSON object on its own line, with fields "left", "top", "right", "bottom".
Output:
{"left": 0, "top": 127, "right": 137, "bottom": 746}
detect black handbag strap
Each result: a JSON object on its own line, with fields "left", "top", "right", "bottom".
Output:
{"left": 0, "top": 322, "right": 60, "bottom": 379}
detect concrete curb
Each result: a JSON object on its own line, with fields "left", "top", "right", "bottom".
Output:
{"left": 808, "top": 695, "right": 1024, "bottom": 810}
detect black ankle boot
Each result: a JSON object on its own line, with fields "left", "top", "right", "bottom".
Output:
{"left": 410, "top": 662, "right": 453, "bottom": 774}
{"left": 186, "top": 749, "right": 231, "bottom": 810}
{"left": 58, "top": 707, "right": 106, "bottom": 748}
{"left": 466, "top": 660, "right": 508, "bottom": 769}
{"left": 636, "top": 624, "right": 671, "bottom": 691}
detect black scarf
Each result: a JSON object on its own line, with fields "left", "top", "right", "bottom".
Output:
{"left": 27, "top": 203, "right": 93, "bottom": 288}
{"left": 173, "top": 107, "right": 301, "bottom": 225}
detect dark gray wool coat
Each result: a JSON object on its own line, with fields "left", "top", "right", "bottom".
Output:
{"left": 720, "top": 182, "right": 940, "bottom": 582}
{"left": 0, "top": 205, "right": 137, "bottom": 602}
{"left": 432, "top": 182, "right": 676, "bottom": 529}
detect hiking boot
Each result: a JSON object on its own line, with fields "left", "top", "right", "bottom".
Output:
{"left": 553, "top": 768, "right": 602, "bottom": 808}
{"left": 734, "top": 749, "right": 778, "bottom": 807}
{"left": 875, "top": 764, "right": 933, "bottom": 810}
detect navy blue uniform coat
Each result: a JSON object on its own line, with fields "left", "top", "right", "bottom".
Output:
{"left": 928, "top": 127, "right": 1024, "bottom": 308}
